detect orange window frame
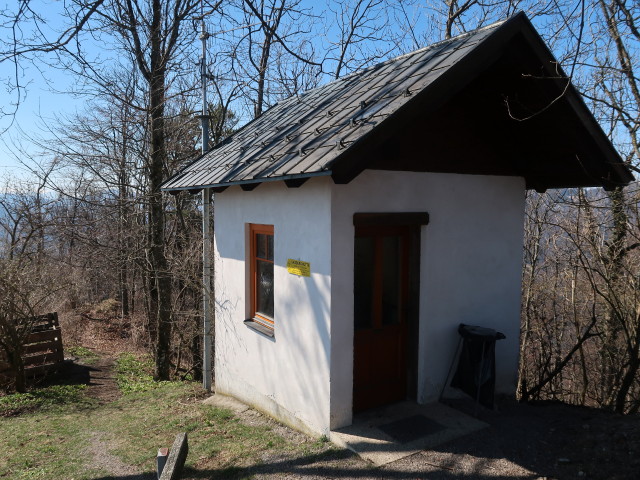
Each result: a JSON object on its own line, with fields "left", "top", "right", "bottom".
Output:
{"left": 249, "top": 223, "right": 274, "bottom": 327}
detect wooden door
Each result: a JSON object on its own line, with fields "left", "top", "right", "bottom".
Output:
{"left": 353, "top": 224, "right": 411, "bottom": 412}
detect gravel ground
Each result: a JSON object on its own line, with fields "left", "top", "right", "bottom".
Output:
{"left": 214, "top": 396, "right": 640, "bottom": 480}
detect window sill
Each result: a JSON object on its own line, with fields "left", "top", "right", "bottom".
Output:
{"left": 244, "top": 319, "right": 275, "bottom": 338}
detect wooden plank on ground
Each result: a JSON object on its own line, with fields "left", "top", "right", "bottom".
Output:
{"left": 159, "top": 433, "right": 189, "bottom": 480}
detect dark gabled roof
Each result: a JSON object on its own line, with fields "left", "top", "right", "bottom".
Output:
{"left": 162, "top": 12, "right": 633, "bottom": 193}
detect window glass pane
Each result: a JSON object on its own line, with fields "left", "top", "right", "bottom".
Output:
{"left": 354, "top": 236, "right": 374, "bottom": 329}
{"left": 256, "top": 259, "right": 274, "bottom": 319}
{"left": 256, "top": 233, "right": 269, "bottom": 260}
{"left": 382, "top": 236, "right": 401, "bottom": 325}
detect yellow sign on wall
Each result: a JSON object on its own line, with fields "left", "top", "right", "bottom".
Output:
{"left": 287, "top": 259, "right": 311, "bottom": 277}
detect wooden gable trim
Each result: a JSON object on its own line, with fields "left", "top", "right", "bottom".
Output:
{"left": 330, "top": 16, "right": 525, "bottom": 185}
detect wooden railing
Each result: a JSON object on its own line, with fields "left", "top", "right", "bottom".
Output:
{"left": 0, "top": 312, "right": 64, "bottom": 379}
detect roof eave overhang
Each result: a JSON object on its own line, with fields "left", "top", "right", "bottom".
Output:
{"left": 161, "top": 170, "right": 332, "bottom": 193}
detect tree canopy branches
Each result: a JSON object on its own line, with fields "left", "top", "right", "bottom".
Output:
{"left": 1, "top": 0, "right": 640, "bottom": 408}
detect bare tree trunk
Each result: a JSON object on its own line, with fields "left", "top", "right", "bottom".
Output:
{"left": 9, "top": 347, "right": 26, "bottom": 393}
{"left": 118, "top": 111, "right": 131, "bottom": 318}
{"left": 615, "top": 335, "right": 640, "bottom": 413}
{"left": 148, "top": 0, "right": 172, "bottom": 381}
{"left": 250, "top": 0, "right": 286, "bottom": 118}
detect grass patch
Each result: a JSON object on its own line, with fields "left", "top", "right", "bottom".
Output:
{"left": 66, "top": 346, "right": 99, "bottom": 364}
{"left": 0, "top": 406, "right": 102, "bottom": 479}
{"left": 94, "top": 298, "right": 120, "bottom": 315}
{"left": 115, "top": 352, "right": 171, "bottom": 394}
{"left": 0, "top": 384, "right": 89, "bottom": 416}
{"left": 0, "top": 353, "right": 336, "bottom": 479}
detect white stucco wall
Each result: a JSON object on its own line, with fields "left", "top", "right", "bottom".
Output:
{"left": 330, "top": 170, "right": 525, "bottom": 429}
{"left": 214, "top": 178, "right": 332, "bottom": 435}
{"left": 214, "top": 170, "right": 526, "bottom": 435}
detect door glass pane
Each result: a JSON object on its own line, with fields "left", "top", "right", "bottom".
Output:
{"left": 256, "top": 233, "right": 272, "bottom": 260}
{"left": 382, "top": 235, "right": 401, "bottom": 325}
{"left": 256, "top": 259, "right": 274, "bottom": 318}
{"left": 354, "top": 236, "right": 374, "bottom": 329}
{"left": 267, "top": 234, "right": 274, "bottom": 260}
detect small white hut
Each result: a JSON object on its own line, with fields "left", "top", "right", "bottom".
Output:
{"left": 163, "top": 13, "right": 632, "bottom": 436}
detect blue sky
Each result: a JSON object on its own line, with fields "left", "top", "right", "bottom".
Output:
{"left": 0, "top": 68, "right": 79, "bottom": 175}
{"left": 1, "top": 1, "right": 615, "bottom": 179}
{"left": 0, "top": 0, "right": 84, "bottom": 177}
{"left": 1, "top": 0, "right": 402, "bottom": 175}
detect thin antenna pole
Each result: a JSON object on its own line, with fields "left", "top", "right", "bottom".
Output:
{"left": 200, "top": 2, "right": 213, "bottom": 394}
{"left": 200, "top": 10, "right": 210, "bottom": 153}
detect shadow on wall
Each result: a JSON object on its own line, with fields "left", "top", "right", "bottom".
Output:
{"left": 273, "top": 270, "right": 332, "bottom": 422}
{"left": 214, "top": 257, "right": 247, "bottom": 358}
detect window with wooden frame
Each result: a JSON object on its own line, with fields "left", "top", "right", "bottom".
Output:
{"left": 249, "top": 224, "right": 274, "bottom": 330}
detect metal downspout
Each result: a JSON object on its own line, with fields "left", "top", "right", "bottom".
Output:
{"left": 202, "top": 188, "right": 212, "bottom": 392}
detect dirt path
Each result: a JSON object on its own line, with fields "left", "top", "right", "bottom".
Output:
{"left": 85, "top": 355, "right": 122, "bottom": 404}
{"left": 81, "top": 355, "right": 155, "bottom": 479}
{"left": 86, "top": 431, "right": 152, "bottom": 480}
